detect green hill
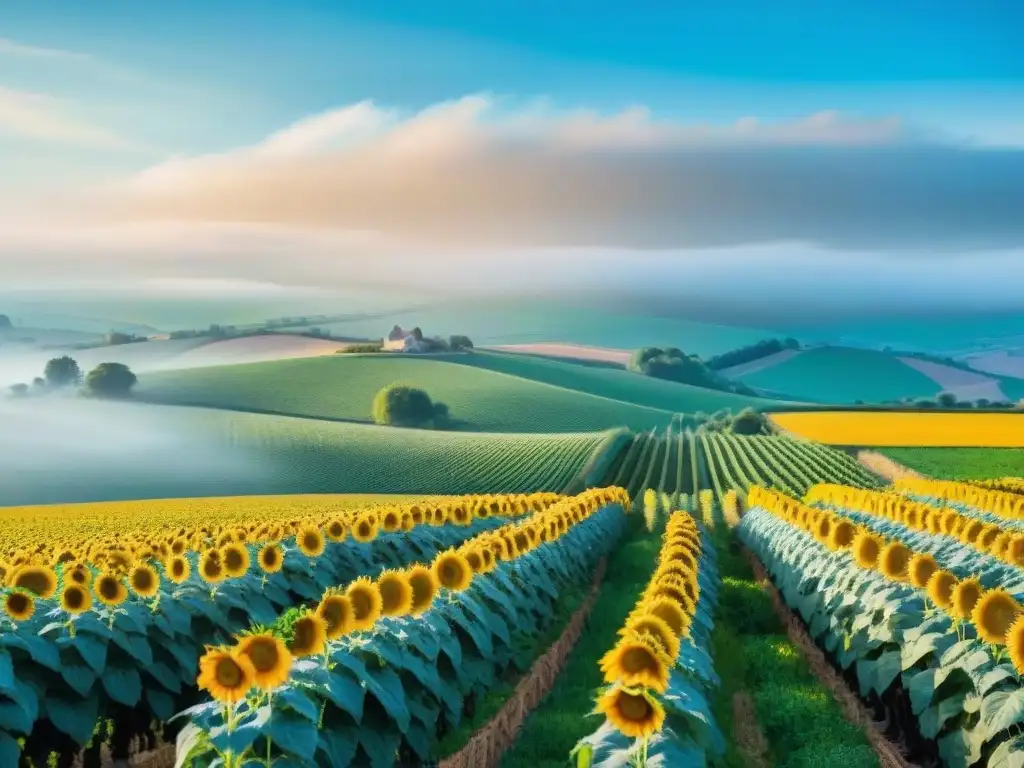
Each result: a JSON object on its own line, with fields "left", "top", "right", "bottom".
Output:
{"left": 736, "top": 346, "right": 943, "bottom": 404}
{"left": 0, "top": 399, "right": 618, "bottom": 507}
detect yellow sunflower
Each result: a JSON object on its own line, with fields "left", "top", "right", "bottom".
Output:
{"left": 878, "top": 542, "right": 911, "bottom": 582}
{"left": 1005, "top": 615, "right": 1024, "bottom": 675}
{"left": 94, "top": 572, "right": 128, "bottom": 607}
{"left": 129, "top": 563, "right": 160, "bottom": 598}
{"left": 908, "top": 553, "right": 938, "bottom": 589}
{"left": 197, "top": 646, "right": 255, "bottom": 704}
{"left": 60, "top": 583, "right": 92, "bottom": 615}
{"left": 641, "top": 597, "right": 688, "bottom": 638}
{"left": 64, "top": 562, "right": 92, "bottom": 588}
{"left": 1006, "top": 535, "right": 1024, "bottom": 567}
{"left": 972, "top": 589, "right": 1022, "bottom": 645}
{"left": 237, "top": 632, "right": 292, "bottom": 690}
{"left": 3, "top": 590, "right": 34, "bottom": 621}
{"left": 287, "top": 613, "right": 328, "bottom": 657}
{"left": 852, "top": 531, "right": 883, "bottom": 569}
{"left": 258, "top": 543, "right": 284, "bottom": 574}
{"left": 352, "top": 514, "right": 380, "bottom": 543}
{"left": 221, "top": 544, "right": 250, "bottom": 578}
{"left": 377, "top": 569, "right": 414, "bottom": 617}
{"left": 433, "top": 549, "right": 473, "bottom": 592}
{"left": 296, "top": 526, "right": 325, "bottom": 558}
{"left": 951, "top": 577, "right": 983, "bottom": 620}
{"left": 166, "top": 555, "right": 191, "bottom": 584}
{"left": 325, "top": 519, "right": 347, "bottom": 543}
{"left": 926, "top": 570, "right": 957, "bottom": 610}
{"left": 199, "top": 551, "right": 227, "bottom": 584}
{"left": 828, "top": 520, "right": 857, "bottom": 551}
{"left": 407, "top": 565, "right": 438, "bottom": 616}
{"left": 600, "top": 634, "right": 672, "bottom": 692}
{"left": 624, "top": 613, "right": 681, "bottom": 659}
{"left": 595, "top": 686, "right": 666, "bottom": 739}
{"left": 10, "top": 565, "right": 58, "bottom": 599}
{"left": 346, "top": 577, "right": 383, "bottom": 631}
{"left": 317, "top": 593, "right": 354, "bottom": 639}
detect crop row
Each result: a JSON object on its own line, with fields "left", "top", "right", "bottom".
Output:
{"left": 573, "top": 510, "right": 722, "bottom": 766}
{"left": 895, "top": 476, "right": 1024, "bottom": 520}
{"left": 742, "top": 487, "right": 1024, "bottom": 768}
{"left": 179, "top": 487, "right": 631, "bottom": 767}
{"left": 0, "top": 494, "right": 564, "bottom": 765}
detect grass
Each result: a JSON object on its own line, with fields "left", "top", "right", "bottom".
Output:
{"left": 710, "top": 530, "right": 878, "bottom": 768}
{"left": 134, "top": 353, "right": 683, "bottom": 433}
{"left": 450, "top": 350, "right": 786, "bottom": 413}
{"left": 499, "top": 515, "right": 661, "bottom": 768}
{"left": 0, "top": 399, "right": 615, "bottom": 507}
{"left": 878, "top": 447, "right": 1024, "bottom": 479}
{"left": 739, "top": 347, "right": 942, "bottom": 404}
{"left": 433, "top": 578, "right": 590, "bottom": 758}
{"left": 770, "top": 410, "right": 1024, "bottom": 447}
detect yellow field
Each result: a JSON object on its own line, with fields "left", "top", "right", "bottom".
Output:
{"left": 0, "top": 493, "right": 424, "bottom": 551}
{"left": 769, "top": 411, "right": 1024, "bottom": 447}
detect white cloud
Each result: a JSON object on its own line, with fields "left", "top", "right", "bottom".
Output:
{"left": 0, "top": 38, "right": 94, "bottom": 62}
{"left": 0, "top": 86, "right": 144, "bottom": 151}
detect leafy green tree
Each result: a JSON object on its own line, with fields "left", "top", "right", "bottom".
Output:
{"left": 449, "top": 335, "right": 474, "bottom": 351}
{"left": 8, "top": 383, "right": 28, "bottom": 397}
{"left": 371, "top": 384, "right": 445, "bottom": 428}
{"left": 936, "top": 392, "right": 957, "bottom": 409}
{"left": 730, "top": 407, "right": 766, "bottom": 435}
{"left": 85, "top": 362, "right": 137, "bottom": 398}
{"left": 44, "top": 356, "right": 81, "bottom": 388}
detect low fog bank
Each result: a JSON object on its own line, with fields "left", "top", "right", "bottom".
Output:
{"left": 0, "top": 398, "right": 273, "bottom": 507}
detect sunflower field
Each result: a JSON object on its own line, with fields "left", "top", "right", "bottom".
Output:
{"left": 0, "top": 491, "right": 583, "bottom": 766}
{"left": 741, "top": 484, "right": 1024, "bottom": 768}
{"left": 175, "top": 486, "right": 630, "bottom": 767}
{"left": 572, "top": 509, "right": 723, "bottom": 766}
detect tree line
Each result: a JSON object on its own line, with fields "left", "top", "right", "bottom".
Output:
{"left": 7, "top": 357, "right": 137, "bottom": 400}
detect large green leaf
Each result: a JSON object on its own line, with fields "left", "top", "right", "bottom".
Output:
{"left": 266, "top": 709, "right": 319, "bottom": 762}
{"left": 983, "top": 688, "right": 1024, "bottom": 733}
{"left": 45, "top": 691, "right": 99, "bottom": 745}
{"left": 102, "top": 661, "right": 142, "bottom": 706}
{"left": 363, "top": 664, "right": 411, "bottom": 733}
{"left": 0, "top": 676, "right": 38, "bottom": 734}
{"left": 0, "top": 650, "right": 13, "bottom": 696}
{"left": 0, "top": 730, "right": 19, "bottom": 768}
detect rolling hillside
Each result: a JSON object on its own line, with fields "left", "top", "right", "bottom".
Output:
{"left": 0, "top": 399, "right": 618, "bottom": 506}
{"left": 134, "top": 353, "right": 783, "bottom": 432}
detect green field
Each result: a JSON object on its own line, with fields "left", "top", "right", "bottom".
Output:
{"left": 737, "top": 346, "right": 943, "bottom": 403}
{"left": 135, "top": 354, "right": 704, "bottom": 432}
{"left": 878, "top": 447, "right": 1024, "bottom": 480}
{"left": 1, "top": 400, "right": 618, "bottom": 507}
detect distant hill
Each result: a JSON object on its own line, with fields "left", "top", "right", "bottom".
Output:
{"left": 134, "top": 352, "right": 791, "bottom": 433}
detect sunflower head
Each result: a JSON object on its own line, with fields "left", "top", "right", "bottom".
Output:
{"left": 595, "top": 685, "right": 666, "bottom": 739}
{"left": 257, "top": 543, "right": 283, "bottom": 574}
{"left": 94, "top": 572, "right": 128, "bottom": 606}
{"left": 377, "top": 569, "right": 414, "bottom": 617}
{"left": 433, "top": 549, "right": 473, "bottom": 592}
{"left": 951, "top": 577, "right": 984, "bottom": 620}
{"left": 962, "top": 520, "right": 985, "bottom": 544}
{"left": 879, "top": 542, "right": 912, "bottom": 581}
{"left": 352, "top": 513, "right": 379, "bottom": 543}
{"left": 129, "top": 563, "right": 160, "bottom": 597}
{"left": 599, "top": 634, "right": 672, "bottom": 692}
{"left": 624, "top": 612, "right": 681, "bottom": 659}
{"left": 197, "top": 646, "right": 255, "bottom": 703}
{"left": 64, "top": 562, "right": 92, "bottom": 588}
{"left": 166, "top": 555, "right": 191, "bottom": 584}
{"left": 221, "top": 544, "right": 250, "bottom": 578}
{"left": 286, "top": 612, "right": 328, "bottom": 657}
{"left": 345, "top": 577, "right": 383, "bottom": 631}
{"left": 4, "top": 590, "right": 35, "bottom": 621}
{"left": 908, "top": 553, "right": 938, "bottom": 589}
{"left": 60, "top": 583, "right": 92, "bottom": 615}
{"left": 11, "top": 565, "right": 58, "bottom": 599}
{"left": 237, "top": 632, "right": 292, "bottom": 690}
{"left": 296, "top": 526, "right": 325, "bottom": 558}
{"left": 828, "top": 520, "right": 857, "bottom": 551}
{"left": 199, "top": 551, "right": 227, "bottom": 583}
{"left": 407, "top": 565, "right": 438, "bottom": 616}
{"left": 972, "top": 589, "right": 1022, "bottom": 645}
{"left": 926, "top": 570, "right": 957, "bottom": 610}
{"left": 642, "top": 597, "right": 689, "bottom": 638}
{"left": 317, "top": 593, "right": 354, "bottom": 639}
{"left": 1006, "top": 614, "right": 1024, "bottom": 675}
{"left": 852, "top": 531, "right": 883, "bottom": 569}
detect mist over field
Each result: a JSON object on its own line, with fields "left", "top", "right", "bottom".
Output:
{"left": 0, "top": 398, "right": 268, "bottom": 506}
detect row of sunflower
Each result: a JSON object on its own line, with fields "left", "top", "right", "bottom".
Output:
{"left": 894, "top": 475, "right": 1024, "bottom": 520}
{"left": 807, "top": 483, "right": 1024, "bottom": 568}
{"left": 969, "top": 477, "right": 1024, "bottom": 496}
{"left": 0, "top": 494, "right": 552, "bottom": 765}
{"left": 572, "top": 510, "right": 724, "bottom": 767}
{"left": 743, "top": 487, "right": 1024, "bottom": 767}
{"left": 179, "top": 486, "right": 631, "bottom": 768}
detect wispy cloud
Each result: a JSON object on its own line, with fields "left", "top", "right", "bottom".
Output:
{"left": 0, "top": 38, "right": 95, "bottom": 62}
{"left": 0, "top": 86, "right": 148, "bottom": 151}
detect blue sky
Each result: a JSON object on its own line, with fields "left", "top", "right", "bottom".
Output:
{"left": 1, "top": 1, "right": 1023, "bottom": 313}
